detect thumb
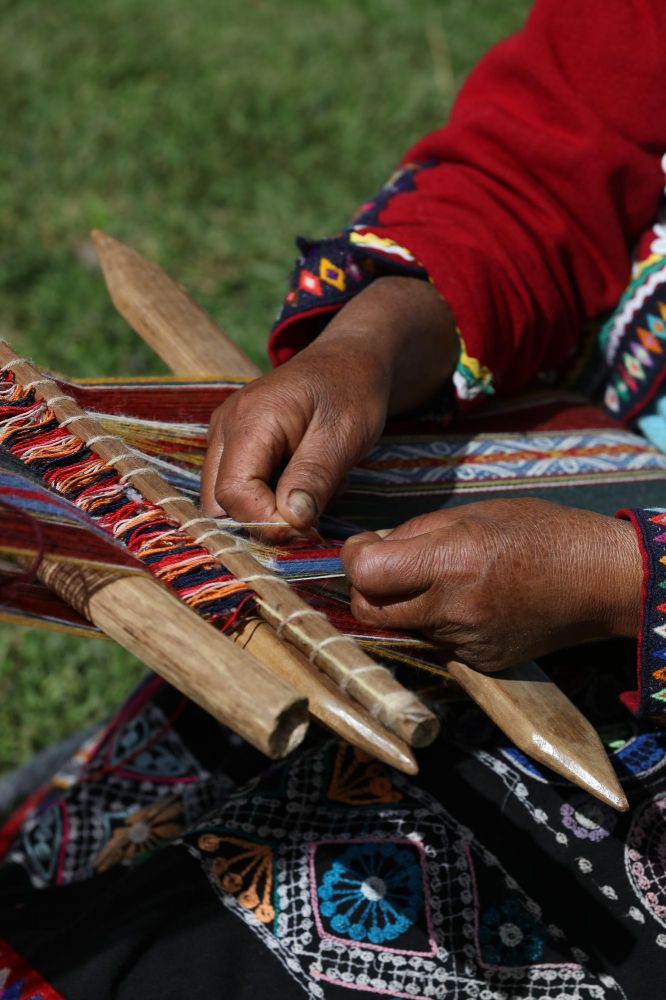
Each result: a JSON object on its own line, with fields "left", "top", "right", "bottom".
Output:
{"left": 275, "top": 426, "right": 355, "bottom": 529}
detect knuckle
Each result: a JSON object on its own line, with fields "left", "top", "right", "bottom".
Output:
{"left": 214, "top": 475, "right": 244, "bottom": 510}
{"left": 350, "top": 593, "right": 385, "bottom": 627}
{"left": 287, "top": 456, "right": 335, "bottom": 496}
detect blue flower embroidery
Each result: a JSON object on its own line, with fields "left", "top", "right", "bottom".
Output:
{"left": 317, "top": 842, "right": 424, "bottom": 944}
{"left": 478, "top": 899, "right": 547, "bottom": 965}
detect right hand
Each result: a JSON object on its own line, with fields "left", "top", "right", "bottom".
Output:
{"left": 201, "top": 276, "right": 458, "bottom": 532}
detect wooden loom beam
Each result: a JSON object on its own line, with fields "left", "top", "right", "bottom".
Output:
{"left": 87, "top": 232, "right": 420, "bottom": 772}
{"left": 90, "top": 230, "right": 630, "bottom": 811}
{"left": 0, "top": 340, "right": 426, "bottom": 771}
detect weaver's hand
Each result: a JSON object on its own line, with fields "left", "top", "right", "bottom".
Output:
{"left": 201, "top": 277, "right": 457, "bottom": 531}
{"left": 342, "top": 498, "right": 642, "bottom": 671}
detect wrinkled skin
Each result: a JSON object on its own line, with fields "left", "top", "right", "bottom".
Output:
{"left": 201, "top": 276, "right": 458, "bottom": 532}
{"left": 342, "top": 499, "right": 642, "bottom": 672}
{"left": 202, "top": 276, "right": 643, "bottom": 668}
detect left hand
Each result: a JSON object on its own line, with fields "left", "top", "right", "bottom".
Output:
{"left": 341, "top": 498, "right": 643, "bottom": 672}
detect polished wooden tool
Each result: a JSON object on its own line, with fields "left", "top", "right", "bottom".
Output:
{"left": 39, "top": 558, "right": 309, "bottom": 759}
{"left": 90, "top": 230, "right": 419, "bottom": 773}
{"left": 446, "top": 660, "right": 627, "bottom": 810}
{"left": 91, "top": 229, "right": 629, "bottom": 810}
{"left": 91, "top": 230, "right": 258, "bottom": 378}
{"left": 0, "top": 339, "right": 433, "bottom": 757}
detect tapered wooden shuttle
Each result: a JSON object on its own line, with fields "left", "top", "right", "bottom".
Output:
{"left": 91, "top": 229, "right": 260, "bottom": 379}
{"left": 447, "top": 660, "right": 628, "bottom": 810}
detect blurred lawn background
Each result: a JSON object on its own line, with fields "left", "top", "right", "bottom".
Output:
{"left": 0, "top": 0, "right": 530, "bottom": 772}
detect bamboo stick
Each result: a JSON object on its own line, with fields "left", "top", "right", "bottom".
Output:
{"left": 0, "top": 341, "right": 437, "bottom": 749}
{"left": 233, "top": 617, "right": 417, "bottom": 773}
{"left": 91, "top": 230, "right": 259, "bottom": 379}
{"left": 2, "top": 552, "right": 307, "bottom": 759}
{"left": 44, "top": 559, "right": 309, "bottom": 758}
{"left": 89, "top": 231, "right": 629, "bottom": 811}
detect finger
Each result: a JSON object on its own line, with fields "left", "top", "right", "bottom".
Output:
{"left": 342, "top": 532, "right": 440, "bottom": 598}
{"left": 349, "top": 585, "right": 444, "bottom": 632}
{"left": 213, "top": 416, "right": 287, "bottom": 527}
{"left": 274, "top": 423, "right": 355, "bottom": 530}
{"left": 381, "top": 508, "right": 462, "bottom": 542}
{"left": 201, "top": 412, "right": 227, "bottom": 516}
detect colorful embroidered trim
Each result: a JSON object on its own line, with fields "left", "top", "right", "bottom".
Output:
{"left": 269, "top": 161, "right": 495, "bottom": 401}
{"left": 599, "top": 231, "right": 666, "bottom": 423}
{"left": 617, "top": 507, "right": 666, "bottom": 719}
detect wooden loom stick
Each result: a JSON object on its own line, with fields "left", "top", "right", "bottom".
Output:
{"left": 92, "top": 231, "right": 629, "bottom": 810}
{"left": 37, "top": 560, "right": 308, "bottom": 759}
{"left": 90, "top": 231, "right": 420, "bottom": 772}
{"left": 89, "top": 235, "right": 418, "bottom": 773}
{"left": 0, "top": 341, "right": 437, "bottom": 751}
{"left": 232, "top": 617, "right": 417, "bottom": 773}
{"left": 90, "top": 230, "right": 259, "bottom": 379}
{"left": 445, "top": 661, "right": 627, "bottom": 810}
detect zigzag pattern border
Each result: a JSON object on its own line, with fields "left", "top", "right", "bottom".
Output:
{"left": 618, "top": 507, "right": 666, "bottom": 719}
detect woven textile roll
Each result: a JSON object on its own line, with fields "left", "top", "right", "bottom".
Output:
{"left": 2, "top": 372, "right": 666, "bottom": 669}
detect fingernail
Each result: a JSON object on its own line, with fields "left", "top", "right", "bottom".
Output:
{"left": 375, "top": 528, "right": 392, "bottom": 538}
{"left": 287, "top": 489, "right": 318, "bottom": 524}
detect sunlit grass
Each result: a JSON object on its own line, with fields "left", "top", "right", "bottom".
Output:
{"left": 0, "top": 0, "right": 530, "bottom": 769}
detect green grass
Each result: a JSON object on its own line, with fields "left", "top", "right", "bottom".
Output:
{"left": 0, "top": 0, "right": 530, "bottom": 773}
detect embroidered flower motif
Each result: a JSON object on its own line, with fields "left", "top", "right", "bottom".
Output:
{"left": 478, "top": 899, "right": 547, "bottom": 965}
{"left": 198, "top": 833, "right": 276, "bottom": 924}
{"left": 94, "top": 796, "right": 184, "bottom": 872}
{"left": 560, "top": 795, "right": 617, "bottom": 842}
{"left": 326, "top": 744, "right": 402, "bottom": 806}
{"left": 317, "top": 841, "right": 424, "bottom": 944}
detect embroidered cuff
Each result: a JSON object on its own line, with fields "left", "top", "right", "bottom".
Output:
{"left": 599, "top": 228, "right": 666, "bottom": 425}
{"left": 268, "top": 164, "right": 495, "bottom": 405}
{"left": 616, "top": 507, "right": 666, "bottom": 720}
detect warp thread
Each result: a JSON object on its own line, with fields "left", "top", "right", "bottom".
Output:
{"left": 0, "top": 496, "right": 45, "bottom": 598}
{"left": 0, "top": 368, "right": 441, "bottom": 673}
{"left": 0, "top": 373, "right": 256, "bottom": 632}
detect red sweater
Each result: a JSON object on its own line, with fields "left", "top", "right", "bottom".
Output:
{"left": 269, "top": 0, "right": 666, "bottom": 395}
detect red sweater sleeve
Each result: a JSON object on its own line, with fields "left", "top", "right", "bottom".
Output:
{"left": 270, "top": 0, "right": 666, "bottom": 395}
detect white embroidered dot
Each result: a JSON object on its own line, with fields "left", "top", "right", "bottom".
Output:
{"left": 360, "top": 877, "right": 386, "bottom": 902}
